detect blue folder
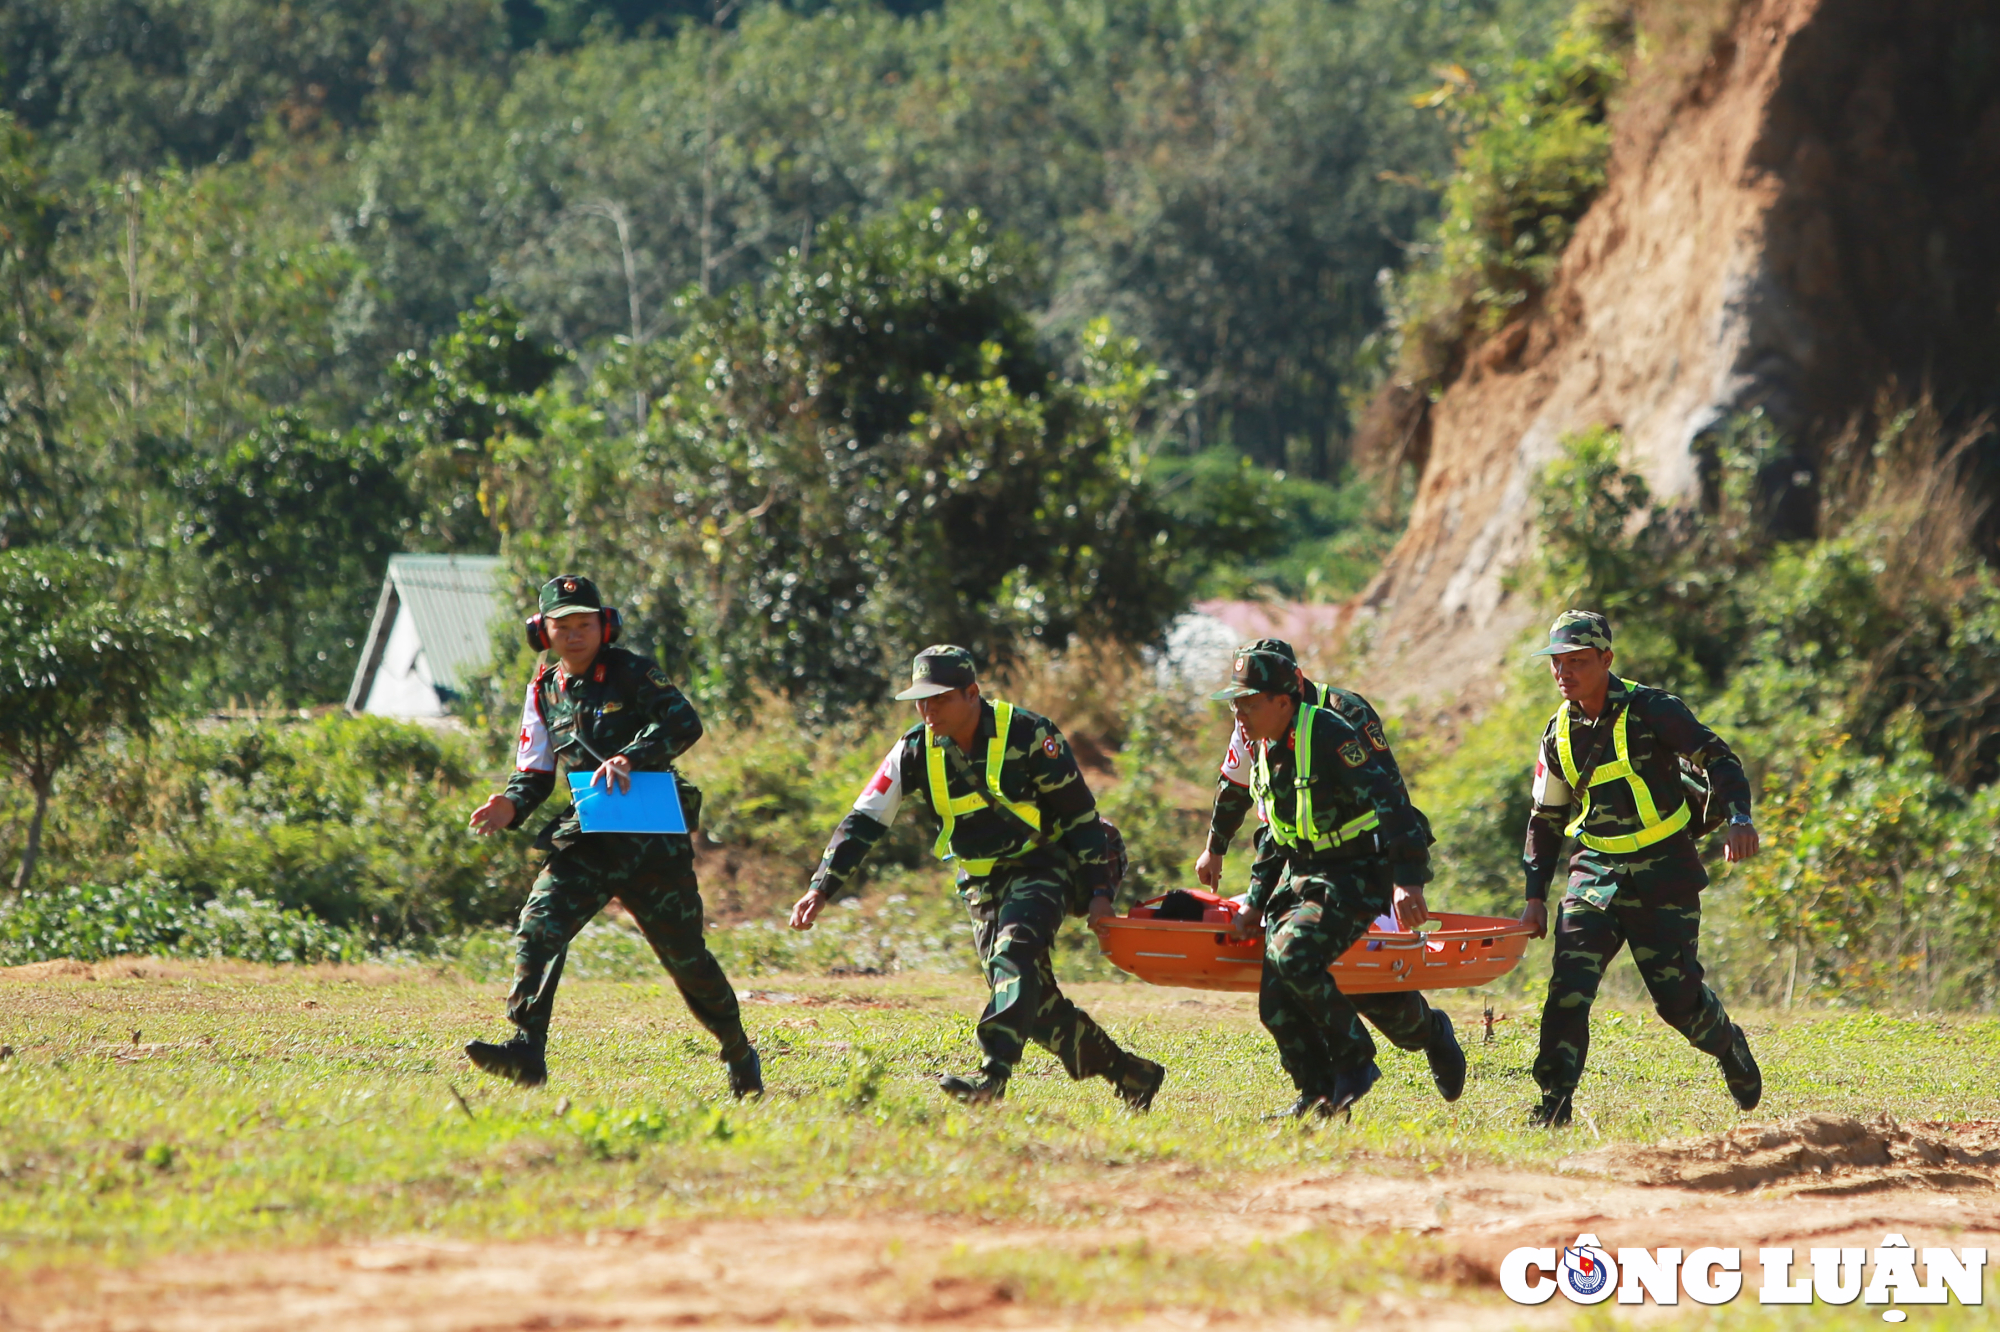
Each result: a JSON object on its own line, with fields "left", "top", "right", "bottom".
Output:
{"left": 566, "top": 770, "right": 688, "bottom": 834}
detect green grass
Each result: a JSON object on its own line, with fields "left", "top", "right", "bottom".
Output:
{"left": 5, "top": 955, "right": 2000, "bottom": 1291}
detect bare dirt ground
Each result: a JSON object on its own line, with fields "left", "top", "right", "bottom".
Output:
{"left": 13, "top": 1115, "right": 2000, "bottom": 1332}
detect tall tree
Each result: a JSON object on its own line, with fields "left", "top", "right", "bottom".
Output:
{"left": 346, "top": 0, "right": 1575, "bottom": 469}
{"left": 0, "top": 550, "right": 182, "bottom": 890}
{"left": 0, "top": 115, "right": 66, "bottom": 551}
{"left": 492, "top": 204, "right": 1184, "bottom": 716}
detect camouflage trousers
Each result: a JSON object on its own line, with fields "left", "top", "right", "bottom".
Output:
{"left": 509, "top": 834, "right": 750, "bottom": 1062}
{"left": 964, "top": 867, "right": 1126, "bottom": 1080}
{"left": 1532, "top": 890, "right": 1734, "bottom": 1096}
{"left": 1261, "top": 864, "right": 1436, "bottom": 1094}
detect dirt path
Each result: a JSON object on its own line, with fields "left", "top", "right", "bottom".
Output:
{"left": 12, "top": 1115, "right": 2000, "bottom": 1331}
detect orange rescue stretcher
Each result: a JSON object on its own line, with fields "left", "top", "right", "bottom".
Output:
{"left": 1095, "top": 889, "right": 1535, "bottom": 994}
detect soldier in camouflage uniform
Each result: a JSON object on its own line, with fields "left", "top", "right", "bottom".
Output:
{"left": 466, "top": 574, "right": 759, "bottom": 1096}
{"left": 1199, "top": 638, "right": 1464, "bottom": 1104}
{"left": 790, "top": 645, "right": 1165, "bottom": 1109}
{"left": 1521, "top": 611, "right": 1762, "bottom": 1127}
{"left": 1215, "top": 649, "right": 1437, "bottom": 1118}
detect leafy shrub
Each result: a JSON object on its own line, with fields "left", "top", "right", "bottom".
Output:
{"left": 1388, "top": 3, "right": 1628, "bottom": 386}
{"left": 9, "top": 713, "right": 529, "bottom": 948}
{"left": 1731, "top": 719, "right": 1978, "bottom": 1007}
{"left": 1402, "top": 673, "right": 1549, "bottom": 917}
{"left": 0, "top": 878, "right": 368, "bottom": 966}
{"left": 1152, "top": 451, "right": 1408, "bottom": 602}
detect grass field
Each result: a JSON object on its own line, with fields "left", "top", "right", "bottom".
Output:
{"left": 6, "top": 940, "right": 2000, "bottom": 1323}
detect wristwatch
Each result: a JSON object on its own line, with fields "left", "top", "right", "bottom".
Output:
{"left": 1728, "top": 813, "right": 1754, "bottom": 827}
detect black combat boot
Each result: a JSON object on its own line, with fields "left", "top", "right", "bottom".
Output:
{"left": 939, "top": 1066, "right": 1009, "bottom": 1105}
{"left": 727, "top": 1047, "right": 763, "bottom": 1100}
{"left": 1425, "top": 1011, "right": 1467, "bottom": 1103}
{"left": 465, "top": 1034, "right": 548, "bottom": 1088}
{"left": 1718, "top": 1024, "right": 1762, "bottom": 1111}
{"left": 1263, "top": 1091, "right": 1334, "bottom": 1121}
{"left": 1107, "top": 1054, "right": 1166, "bottom": 1111}
{"left": 1528, "top": 1090, "right": 1573, "bottom": 1128}
{"left": 1327, "top": 1060, "right": 1382, "bottom": 1115}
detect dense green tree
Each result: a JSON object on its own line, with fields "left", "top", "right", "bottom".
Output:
{"left": 0, "top": 116, "right": 66, "bottom": 552}
{"left": 490, "top": 205, "right": 1183, "bottom": 715}
{"left": 0, "top": 0, "right": 1585, "bottom": 718}
{"left": 382, "top": 299, "right": 570, "bottom": 551}
{"left": 347, "top": 0, "right": 1574, "bottom": 471}
{"left": 0, "top": 549, "right": 183, "bottom": 889}
{"left": 171, "top": 416, "right": 413, "bottom": 705}
{"left": 0, "top": 0, "right": 507, "bottom": 183}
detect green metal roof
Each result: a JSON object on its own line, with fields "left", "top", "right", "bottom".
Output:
{"left": 389, "top": 554, "right": 505, "bottom": 693}
{"left": 347, "top": 554, "right": 506, "bottom": 711}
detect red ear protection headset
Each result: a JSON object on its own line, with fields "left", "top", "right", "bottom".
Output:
{"left": 525, "top": 607, "right": 623, "bottom": 651}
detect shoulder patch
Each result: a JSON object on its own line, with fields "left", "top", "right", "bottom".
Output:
{"left": 1042, "top": 735, "right": 1061, "bottom": 758}
{"left": 1338, "top": 739, "right": 1368, "bottom": 769}
{"left": 1363, "top": 720, "right": 1389, "bottom": 752}
{"left": 647, "top": 667, "right": 671, "bottom": 687}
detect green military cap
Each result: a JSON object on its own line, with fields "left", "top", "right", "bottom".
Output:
{"left": 895, "top": 644, "right": 978, "bottom": 700}
{"left": 1529, "top": 609, "right": 1614, "bottom": 656}
{"left": 1244, "top": 637, "right": 1298, "bottom": 663}
{"left": 539, "top": 573, "right": 605, "bottom": 620}
{"left": 1209, "top": 647, "right": 1298, "bottom": 701}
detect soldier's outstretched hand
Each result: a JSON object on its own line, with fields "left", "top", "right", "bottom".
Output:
{"left": 790, "top": 888, "right": 827, "bottom": 931}
{"left": 469, "top": 794, "right": 516, "bottom": 835}
{"left": 1723, "top": 823, "right": 1760, "bottom": 863}
{"left": 1520, "top": 899, "right": 1549, "bottom": 939}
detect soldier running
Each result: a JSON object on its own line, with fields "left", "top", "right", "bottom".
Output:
{"left": 1520, "top": 610, "right": 1762, "bottom": 1127}
{"left": 466, "top": 574, "right": 760, "bottom": 1097}
{"left": 1197, "top": 638, "right": 1464, "bottom": 1107}
{"left": 789, "top": 645, "right": 1165, "bottom": 1110}
{"left": 1215, "top": 647, "right": 1437, "bottom": 1118}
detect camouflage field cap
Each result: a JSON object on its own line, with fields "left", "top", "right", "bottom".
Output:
{"left": 1244, "top": 637, "right": 1298, "bottom": 663}
{"left": 1209, "top": 647, "right": 1299, "bottom": 701}
{"left": 539, "top": 573, "right": 605, "bottom": 620}
{"left": 1530, "top": 609, "right": 1614, "bottom": 656}
{"left": 895, "top": 644, "right": 978, "bottom": 700}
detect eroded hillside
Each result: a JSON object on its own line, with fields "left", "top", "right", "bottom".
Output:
{"left": 1357, "top": 0, "right": 2000, "bottom": 706}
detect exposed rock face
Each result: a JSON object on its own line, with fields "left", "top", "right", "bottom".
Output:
{"left": 1357, "top": 0, "right": 2000, "bottom": 705}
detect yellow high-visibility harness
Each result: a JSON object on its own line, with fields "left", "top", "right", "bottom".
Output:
{"left": 1251, "top": 703, "right": 1380, "bottom": 852}
{"left": 1554, "top": 680, "right": 1691, "bottom": 854}
{"left": 925, "top": 700, "right": 1042, "bottom": 877}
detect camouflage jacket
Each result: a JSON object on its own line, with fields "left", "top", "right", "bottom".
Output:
{"left": 811, "top": 700, "right": 1107, "bottom": 906}
{"left": 1245, "top": 703, "right": 1432, "bottom": 913}
{"left": 1210, "top": 681, "right": 1430, "bottom": 853}
{"left": 1523, "top": 678, "right": 1752, "bottom": 902}
{"left": 503, "top": 646, "right": 704, "bottom": 850}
